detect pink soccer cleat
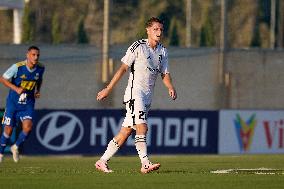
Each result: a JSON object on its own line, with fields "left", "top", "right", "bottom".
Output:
{"left": 140, "top": 162, "right": 161, "bottom": 174}
{"left": 95, "top": 159, "right": 113, "bottom": 173}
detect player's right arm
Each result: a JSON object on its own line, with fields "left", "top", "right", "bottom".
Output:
{"left": 0, "top": 64, "right": 23, "bottom": 95}
{"left": 0, "top": 76, "right": 23, "bottom": 95}
{"left": 97, "top": 63, "right": 129, "bottom": 101}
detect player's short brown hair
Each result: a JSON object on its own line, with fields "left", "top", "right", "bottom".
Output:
{"left": 146, "top": 17, "right": 163, "bottom": 28}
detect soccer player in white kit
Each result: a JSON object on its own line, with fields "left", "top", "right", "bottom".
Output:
{"left": 95, "top": 17, "right": 177, "bottom": 174}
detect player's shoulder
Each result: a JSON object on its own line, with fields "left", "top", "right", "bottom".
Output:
{"left": 158, "top": 43, "right": 167, "bottom": 50}
{"left": 15, "top": 61, "right": 26, "bottom": 67}
{"left": 158, "top": 43, "right": 168, "bottom": 55}
{"left": 37, "top": 62, "right": 45, "bottom": 69}
{"left": 129, "top": 39, "right": 147, "bottom": 53}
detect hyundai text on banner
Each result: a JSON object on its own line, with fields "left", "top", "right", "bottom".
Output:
{"left": 22, "top": 110, "right": 219, "bottom": 155}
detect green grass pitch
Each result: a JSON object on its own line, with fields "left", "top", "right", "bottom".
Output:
{"left": 0, "top": 154, "right": 283, "bottom": 189}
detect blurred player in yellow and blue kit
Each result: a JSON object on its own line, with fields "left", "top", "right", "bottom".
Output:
{"left": 0, "top": 46, "right": 45, "bottom": 163}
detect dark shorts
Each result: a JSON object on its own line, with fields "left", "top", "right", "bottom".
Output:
{"left": 2, "top": 101, "right": 34, "bottom": 127}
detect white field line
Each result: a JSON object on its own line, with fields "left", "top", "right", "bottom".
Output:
{"left": 210, "top": 168, "right": 284, "bottom": 175}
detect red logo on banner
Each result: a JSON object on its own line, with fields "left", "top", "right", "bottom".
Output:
{"left": 263, "top": 119, "right": 284, "bottom": 149}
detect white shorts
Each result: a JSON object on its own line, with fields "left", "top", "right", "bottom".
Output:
{"left": 121, "top": 97, "right": 151, "bottom": 128}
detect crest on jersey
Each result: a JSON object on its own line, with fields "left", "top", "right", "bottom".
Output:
{"left": 20, "top": 74, "right": 27, "bottom": 79}
{"left": 34, "top": 73, "right": 39, "bottom": 80}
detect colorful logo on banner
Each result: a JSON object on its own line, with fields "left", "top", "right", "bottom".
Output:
{"left": 234, "top": 114, "right": 257, "bottom": 152}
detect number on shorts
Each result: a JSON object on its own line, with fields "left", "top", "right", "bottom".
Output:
{"left": 3, "top": 116, "right": 11, "bottom": 125}
{"left": 139, "top": 111, "right": 147, "bottom": 120}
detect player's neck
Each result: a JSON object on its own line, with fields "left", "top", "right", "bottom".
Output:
{"left": 148, "top": 39, "right": 159, "bottom": 49}
{"left": 26, "top": 61, "right": 36, "bottom": 69}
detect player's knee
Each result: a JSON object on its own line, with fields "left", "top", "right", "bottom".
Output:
{"left": 22, "top": 125, "right": 32, "bottom": 133}
{"left": 4, "top": 126, "right": 13, "bottom": 136}
{"left": 136, "top": 123, "right": 148, "bottom": 135}
{"left": 115, "top": 129, "right": 132, "bottom": 144}
{"left": 122, "top": 130, "right": 133, "bottom": 139}
{"left": 22, "top": 120, "right": 33, "bottom": 133}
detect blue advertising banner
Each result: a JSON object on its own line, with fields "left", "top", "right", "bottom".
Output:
{"left": 22, "top": 109, "right": 219, "bottom": 155}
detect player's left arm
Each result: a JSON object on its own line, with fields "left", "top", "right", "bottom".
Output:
{"left": 35, "top": 68, "right": 45, "bottom": 98}
{"left": 161, "top": 73, "right": 177, "bottom": 100}
{"left": 34, "top": 79, "right": 42, "bottom": 98}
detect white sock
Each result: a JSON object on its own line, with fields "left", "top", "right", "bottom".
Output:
{"left": 135, "top": 135, "right": 149, "bottom": 164}
{"left": 101, "top": 139, "right": 120, "bottom": 162}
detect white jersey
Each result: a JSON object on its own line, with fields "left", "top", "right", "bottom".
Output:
{"left": 121, "top": 39, "right": 169, "bottom": 105}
